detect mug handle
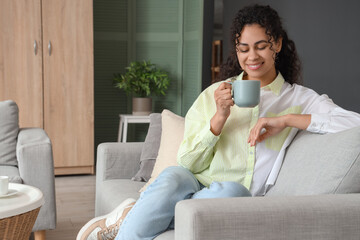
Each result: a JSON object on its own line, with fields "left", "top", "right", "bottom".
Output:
{"left": 226, "top": 79, "right": 235, "bottom": 98}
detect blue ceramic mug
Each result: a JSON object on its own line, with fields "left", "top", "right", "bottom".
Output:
{"left": 231, "top": 80, "right": 260, "bottom": 108}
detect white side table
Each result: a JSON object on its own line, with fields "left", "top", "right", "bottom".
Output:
{"left": 118, "top": 114, "right": 151, "bottom": 142}
{"left": 0, "top": 183, "right": 44, "bottom": 240}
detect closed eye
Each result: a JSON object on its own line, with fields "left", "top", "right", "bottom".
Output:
{"left": 236, "top": 44, "right": 268, "bottom": 52}
{"left": 238, "top": 48, "right": 249, "bottom": 53}
{"left": 257, "top": 44, "right": 268, "bottom": 50}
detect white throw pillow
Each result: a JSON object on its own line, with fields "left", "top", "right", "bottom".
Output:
{"left": 139, "top": 109, "right": 185, "bottom": 192}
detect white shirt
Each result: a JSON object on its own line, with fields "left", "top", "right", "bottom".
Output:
{"left": 251, "top": 72, "right": 360, "bottom": 195}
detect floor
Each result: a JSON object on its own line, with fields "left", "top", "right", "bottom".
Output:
{"left": 45, "top": 175, "right": 96, "bottom": 240}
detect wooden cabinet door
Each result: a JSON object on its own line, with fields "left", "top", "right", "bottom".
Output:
{"left": 0, "top": 0, "right": 43, "bottom": 128}
{"left": 42, "top": 0, "right": 94, "bottom": 174}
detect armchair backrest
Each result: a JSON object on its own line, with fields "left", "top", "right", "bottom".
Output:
{"left": 0, "top": 100, "right": 19, "bottom": 166}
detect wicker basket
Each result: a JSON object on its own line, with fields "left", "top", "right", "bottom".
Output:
{"left": 0, "top": 207, "right": 40, "bottom": 240}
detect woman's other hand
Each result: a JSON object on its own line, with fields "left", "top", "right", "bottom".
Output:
{"left": 210, "top": 82, "right": 234, "bottom": 136}
{"left": 248, "top": 116, "right": 286, "bottom": 146}
{"left": 248, "top": 114, "right": 311, "bottom": 146}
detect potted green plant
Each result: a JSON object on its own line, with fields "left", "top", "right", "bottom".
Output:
{"left": 114, "top": 61, "right": 170, "bottom": 115}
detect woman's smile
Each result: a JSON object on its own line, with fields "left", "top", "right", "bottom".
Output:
{"left": 247, "top": 62, "right": 263, "bottom": 70}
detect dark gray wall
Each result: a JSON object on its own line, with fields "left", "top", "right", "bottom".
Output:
{"left": 203, "top": 0, "right": 215, "bottom": 90}
{"left": 223, "top": 0, "right": 360, "bottom": 113}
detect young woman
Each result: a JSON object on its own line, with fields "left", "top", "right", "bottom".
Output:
{"left": 78, "top": 4, "right": 360, "bottom": 240}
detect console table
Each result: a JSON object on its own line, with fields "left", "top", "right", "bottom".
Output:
{"left": 118, "top": 114, "right": 151, "bottom": 142}
{"left": 0, "top": 183, "right": 44, "bottom": 240}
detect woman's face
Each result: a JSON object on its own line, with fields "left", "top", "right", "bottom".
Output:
{"left": 236, "top": 24, "right": 282, "bottom": 86}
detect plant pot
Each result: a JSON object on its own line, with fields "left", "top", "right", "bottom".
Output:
{"left": 132, "top": 97, "right": 152, "bottom": 116}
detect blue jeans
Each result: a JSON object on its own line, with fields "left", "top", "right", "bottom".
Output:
{"left": 115, "top": 166, "right": 251, "bottom": 240}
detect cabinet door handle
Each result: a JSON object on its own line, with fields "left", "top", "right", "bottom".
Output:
{"left": 48, "top": 41, "right": 52, "bottom": 56}
{"left": 34, "top": 40, "right": 37, "bottom": 55}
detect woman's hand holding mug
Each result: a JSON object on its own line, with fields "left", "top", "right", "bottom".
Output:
{"left": 211, "top": 79, "right": 261, "bottom": 136}
{"left": 214, "top": 82, "right": 234, "bottom": 118}
{"left": 211, "top": 82, "right": 234, "bottom": 136}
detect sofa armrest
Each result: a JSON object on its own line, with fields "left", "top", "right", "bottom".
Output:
{"left": 95, "top": 142, "right": 143, "bottom": 217}
{"left": 175, "top": 194, "right": 360, "bottom": 240}
{"left": 96, "top": 142, "right": 143, "bottom": 182}
{"left": 16, "top": 128, "right": 56, "bottom": 231}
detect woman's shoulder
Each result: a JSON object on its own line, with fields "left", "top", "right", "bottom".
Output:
{"left": 193, "top": 83, "right": 218, "bottom": 106}
{"left": 205, "top": 82, "right": 221, "bottom": 92}
{"left": 190, "top": 78, "right": 232, "bottom": 111}
{"left": 284, "top": 82, "right": 320, "bottom": 96}
{"left": 282, "top": 82, "right": 333, "bottom": 105}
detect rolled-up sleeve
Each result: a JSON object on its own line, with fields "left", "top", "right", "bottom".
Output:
{"left": 304, "top": 93, "right": 360, "bottom": 134}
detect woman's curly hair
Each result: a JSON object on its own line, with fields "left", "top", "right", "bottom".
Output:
{"left": 217, "top": 4, "right": 302, "bottom": 85}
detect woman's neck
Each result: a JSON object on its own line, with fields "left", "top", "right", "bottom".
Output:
{"left": 242, "top": 69, "right": 278, "bottom": 87}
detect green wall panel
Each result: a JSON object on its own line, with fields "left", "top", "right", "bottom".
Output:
{"left": 134, "top": 0, "right": 184, "bottom": 116}
{"left": 182, "top": 40, "right": 202, "bottom": 114}
{"left": 94, "top": 0, "right": 128, "bottom": 32}
{"left": 182, "top": 0, "right": 203, "bottom": 115}
{"left": 94, "top": 39, "right": 129, "bottom": 145}
{"left": 136, "top": 0, "right": 179, "bottom": 33}
{"left": 184, "top": 0, "right": 201, "bottom": 32}
{"left": 94, "top": 0, "right": 206, "bottom": 145}
{"left": 94, "top": 0, "right": 129, "bottom": 149}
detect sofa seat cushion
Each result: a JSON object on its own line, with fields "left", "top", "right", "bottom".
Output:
{"left": 97, "top": 179, "right": 144, "bottom": 216}
{"left": 0, "top": 100, "right": 19, "bottom": 166}
{"left": 267, "top": 126, "right": 360, "bottom": 196}
{"left": 0, "top": 165, "right": 22, "bottom": 183}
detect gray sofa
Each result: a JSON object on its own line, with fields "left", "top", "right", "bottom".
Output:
{"left": 0, "top": 100, "right": 56, "bottom": 235}
{"left": 95, "top": 111, "right": 360, "bottom": 240}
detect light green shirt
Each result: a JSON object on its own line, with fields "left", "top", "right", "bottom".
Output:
{"left": 177, "top": 73, "right": 262, "bottom": 190}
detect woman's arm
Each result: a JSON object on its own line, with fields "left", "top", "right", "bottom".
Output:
{"left": 248, "top": 90, "right": 360, "bottom": 146}
{"left": 247, "top": 114, "right": 311, "bottom": 146}
{"left": 178, "top": 82, "right": 234, "bottom": 172}
{"left": 210, "top": 82, "right": 234, "bottom": 136}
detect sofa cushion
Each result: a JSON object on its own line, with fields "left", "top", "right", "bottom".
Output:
{"left": 266, "top": 126, "right": 360, "bottom": 196}
{"left": 97, "top": 179, "right": 144, "bottom": 216}
{"left": 140, "top": 110, "right": 185, "bottom": 192}
{"left": 132, "top": 113, "right": 162, "bottom": 182}
{"left": 0, "top": 165, "right": 22, "bottom": 183}
{"left": 0, "top": 100, "right": 19, "bottom": 166}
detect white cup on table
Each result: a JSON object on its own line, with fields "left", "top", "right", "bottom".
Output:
{"left": 0, "top": 176, "right": 9, "bottom": 195}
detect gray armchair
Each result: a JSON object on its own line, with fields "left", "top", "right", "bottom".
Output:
{"left": 0, "top": 100, "right": 56, "bottom": 239}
